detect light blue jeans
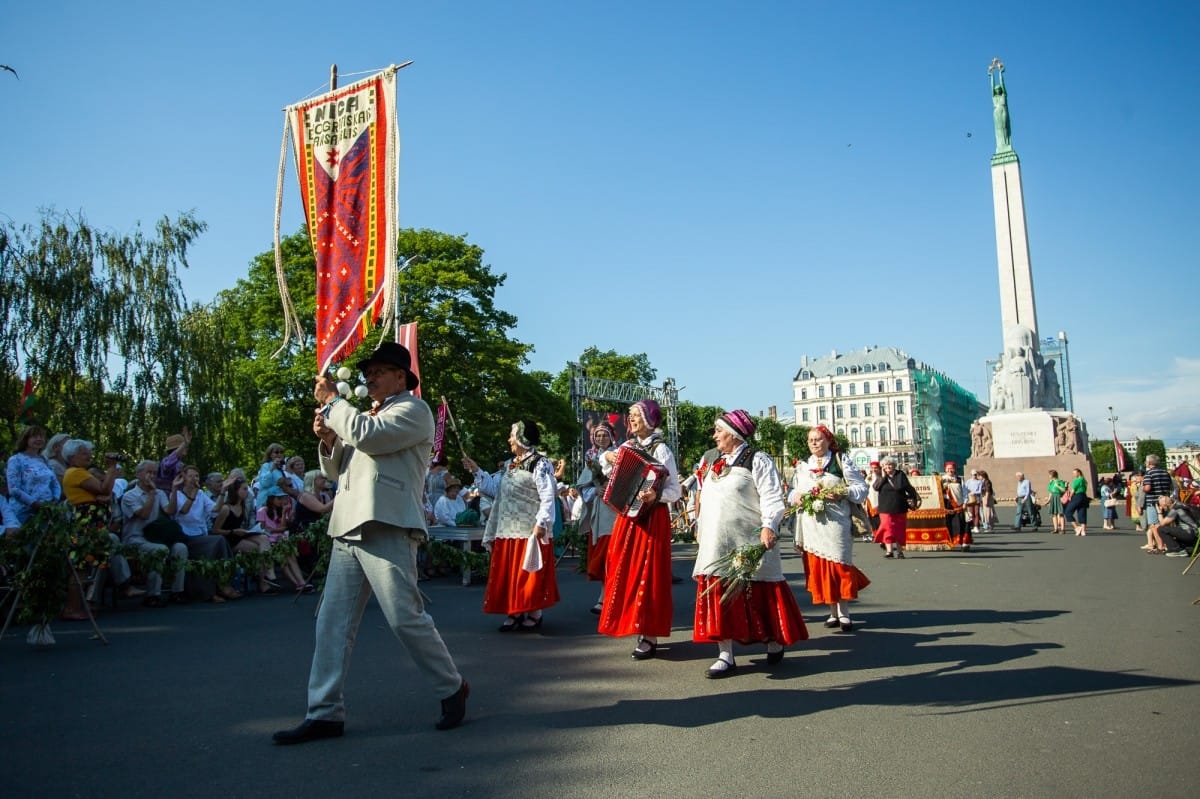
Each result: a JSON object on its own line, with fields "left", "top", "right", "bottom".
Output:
{"left": 306, "top": 526, "right": 462, "bottom": 722}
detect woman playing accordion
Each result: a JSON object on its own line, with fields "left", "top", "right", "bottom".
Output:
{"left": 598, "top": 399, "right": 681, "bottom": 660}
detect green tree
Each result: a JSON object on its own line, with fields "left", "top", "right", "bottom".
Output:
{"left": 1, "top": 210, "right": 205, "bottom": 453}
{"left": 675, "top": 400, "right": 723, "bottom": 472}
{"left": 1090, "top": 440, "right": 1117, "bottom": 472}
{"left": 1135, "top": 439, "right": 1166, "bottom": 468}
{"left": 754, "top": 416, "right": 785, "bottom": 457}
{"left": 785, "top": 424, "right": 812, "bottom": 463}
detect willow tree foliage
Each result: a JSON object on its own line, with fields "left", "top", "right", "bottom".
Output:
{"left": 0, "top": 210, "right": 205, "bottom": 452}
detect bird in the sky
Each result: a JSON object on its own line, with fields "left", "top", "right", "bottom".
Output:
{"left": 966, "top": 131, "right": 972, "bottom": 138}
{"left": 1, "top": 64, "right": 17, "bottom": 79}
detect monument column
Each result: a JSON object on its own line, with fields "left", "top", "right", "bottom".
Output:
{"left": 989, "top": 58, "right": 1038, "bottom": 337}
{"left": 968, "top": 59, "right": 1096, "bottom": 497}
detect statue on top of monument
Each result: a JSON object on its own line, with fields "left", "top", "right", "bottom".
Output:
{"left": 1000, "top": 325, "right": 1040, "bottom": 411}
{"left": 989, "top": 57, "right": 1012, "bottom": 152}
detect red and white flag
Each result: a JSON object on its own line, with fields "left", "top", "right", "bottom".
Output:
{"left": 432, "top": 401, "right": 448, "bottom": 463}
{"left": 1114, "top": 436, "right": 1127, "bottom": 472}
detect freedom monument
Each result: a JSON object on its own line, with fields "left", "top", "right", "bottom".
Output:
{"left": 966, "top": 59, "right": 1098, "bottom": 491}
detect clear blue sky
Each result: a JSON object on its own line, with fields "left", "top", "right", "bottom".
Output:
{"left": 3, "top": 1, "right": 1198, "bottom": 444}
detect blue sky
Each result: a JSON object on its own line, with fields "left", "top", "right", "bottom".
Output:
{"left": 3, "top": 1, "right": 1198, "bottom": 444}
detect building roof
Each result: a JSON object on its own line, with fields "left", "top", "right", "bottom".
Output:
{"left": 794, "top": 346, "right": 922, "bottom": 380}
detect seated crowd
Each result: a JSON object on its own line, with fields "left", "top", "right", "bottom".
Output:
{"left": 2, "top": 426, "right": 337, "bottom": 610}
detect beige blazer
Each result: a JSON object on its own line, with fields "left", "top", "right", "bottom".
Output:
{"left": 318, "top": 392, "right": 434, "bottom": 537}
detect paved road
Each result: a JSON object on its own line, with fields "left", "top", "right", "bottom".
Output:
{"left": 2, "top": 526, "right": 1196, "bottom": 799}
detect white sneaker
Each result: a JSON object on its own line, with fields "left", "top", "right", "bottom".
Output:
{"left": 971, "top": 527, "right": 980, "bottom": 533}
{"left": 1165, "top": 550, "right": 1190, "bottom": 558}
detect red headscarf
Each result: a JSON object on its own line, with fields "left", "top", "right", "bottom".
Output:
{"left": 812, "top": 425, "right": 839, "bottom": 453}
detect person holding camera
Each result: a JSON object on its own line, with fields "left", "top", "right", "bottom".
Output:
{"left": 120, "top": 460, "right": 190, "bottom": 607}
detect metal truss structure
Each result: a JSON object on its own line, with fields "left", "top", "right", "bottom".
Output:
{"left": 567, "top": 363, "right": 679, "bottom": 476}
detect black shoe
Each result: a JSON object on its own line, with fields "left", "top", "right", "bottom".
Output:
{"left": 670, "top": 574, "right": 684, "bottom": 584}
{"left": 838, "top": 617, "right": 854, "bottom": 633}
{"left": 518, "top": 615, "right": 543, "bottom": 632}
{"left": 141, "top": 595, "right": 168, "bottom": 608}
{"left": 589, "top": 603, "right": 602, "bottom": 615}
{"left": 823, "top": 616, "right": 840, "bottom": 629}
{"left": 631, "top": 639, "right": 657, "bottom": 660}
{"left": 896, "top": 550, "right": 905, "bottom": 559}
{"left": 272, "top": 718, "right": 344, "bottom": 745}
{"left": 766, "top": 648, "right": 784, "bottom": 665}
{"left": 884, "top": 552, "right": 894, "bottom": 558}
{"left": 436, "top": 680, "right": 469, "bottom": 731}
{"left": 498, "top": 615, "right": 521, "bottom": 632}
{"left": 705, "top": 660, "right": 737, "bottom": 679}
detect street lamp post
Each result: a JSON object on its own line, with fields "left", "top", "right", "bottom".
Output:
{"left": 1107, "top": 405, "right": 1120, "bottom": 472}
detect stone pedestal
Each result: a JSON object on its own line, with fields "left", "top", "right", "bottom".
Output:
{"left": 966, "top": 411, "right": 1098, "bottom": 502}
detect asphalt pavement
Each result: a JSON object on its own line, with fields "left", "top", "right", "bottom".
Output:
{"left": 2, "top": 522, "right": 1196, "bottom": 799}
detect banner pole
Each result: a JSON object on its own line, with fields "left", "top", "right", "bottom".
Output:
{"left": 441, "top": 395, "right": 470, "bottom": 459}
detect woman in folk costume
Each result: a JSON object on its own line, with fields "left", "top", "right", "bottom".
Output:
{"left": 598, "top": 399, "right": 681, "bottom": 660}
{"left": 481, "top": 419, "right": 561, "bottom": 632}
{"left": 788, "top": 425, "right": 870, "bottom": 632}
{"left": 872, "top": 456, "right": 920, "bottom": 559}
{"left": 576, "top": 422, "right": 619, "bottom": 615}
{"left": 692, "top": 410, "right": 807, "bottom": 679}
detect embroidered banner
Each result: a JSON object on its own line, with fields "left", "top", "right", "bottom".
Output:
{"left": 285, "top": 68, "right": 399, "bottom": 374}
{"left": 433, "top": 400, "right": 448, "bottom": 463}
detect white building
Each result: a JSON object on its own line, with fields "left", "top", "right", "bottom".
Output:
{"left": 791, "top": 346, "right": 985, "bottom": 473}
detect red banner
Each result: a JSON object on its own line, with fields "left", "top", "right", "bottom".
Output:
{"left": 285, "top": 69, "right": 399, "bottom": 374}
{"left": 1114, "top": 436, "right": 1127, "bottom": 472}
{"left": 396, "top": 322, "right": 422, "bottom": 399}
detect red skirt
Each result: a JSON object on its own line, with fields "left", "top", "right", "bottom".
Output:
{"left": 802, "top": 551, "right": 870, "bottom": 605}
{"left": 874, "top": 512, "right": 908, "bottom": 545}
{"left": 693, "top": 576, "right": 809, "bottom": 645}
{"left": 585, "top": 534, "right": 610, "bottom": 582}
{"left": 598, "top": 504, "right": 673, "bottom": 638}
{"left": 482, "top": 538, "right": 560, "bottom": 616}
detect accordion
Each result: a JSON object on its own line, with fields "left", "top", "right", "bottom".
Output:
{"left": 603, "top": 446, "right": 668, "bottom": 519}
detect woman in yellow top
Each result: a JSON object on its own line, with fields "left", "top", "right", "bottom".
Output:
{"left": 61, "top": 439, "right": 144, "bottom": 600}
{"left": 1046, "top": 470, "right": 1068, "bottom": 534}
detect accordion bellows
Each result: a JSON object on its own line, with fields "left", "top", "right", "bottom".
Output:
{"left": 603, "top": 447, "right": 667, "bottom": 519}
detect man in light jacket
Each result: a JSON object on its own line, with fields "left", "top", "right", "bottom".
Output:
{"left": 273, "top": 343, "right": 468, "bottom": 745}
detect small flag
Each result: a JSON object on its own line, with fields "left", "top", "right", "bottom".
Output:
{"left": 1172, "top": 461, "right": 1192, "bottom": 480}
{"left": 397, "top": 322, "right": 422, "bottom": 399}
{"left": 18, "top": 375, "right": 36, "bottom": 424}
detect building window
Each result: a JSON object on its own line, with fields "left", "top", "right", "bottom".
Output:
{"left": 800, "top": 388, "right": 807, "bottom": 400}
{"left": 836, "top": 405, "right": 844, "bottom": 419}
{"left": 835, "top": 384, "right": 842, "bottom": 397}
{"left": 898, "top": 424, "right": 907, "bottom": 442}
{"left": 864, "top": 427, "right": 873, "bottom": 442}
{"left": 850, "top": 404, "right": 858, "bottom": 418}
{"left": 836, "top": 366, "right": 845, "bottom": 376}
{"left": 878, "top": 402, "right": 886, "bottom": 415}
{"left": 863, "top": 382, "right": 870, "bottom": 394}
{"left": 877, "top": 381, "right": 885, "bottom": 393}
{"left": 818, "top": 386, "right": 826, "bottom": 398}
{"left": 851, "top": 428, "right": 860, "bottom": 443}
{"left": 879, "top": 425, "right": 888, "bottom": 442}
{"left": 849, "top": 383, "right": 856, "bottom": 396}
{"left": 801, "top": 408, "right": 810, "bottom": 422}
{"left": 895, "top": 400, "right": 905, "bottom": 415}
{"left": 864, "top": 404, "right": 872, "bottom": 417}
{"left": 818, "top": 407, "right": 827, "bottom": 420}
{"left": 836, "top": 427, "right": 845, "bottom": 436}
{"left": 895, "top": 379, "right": 904, "bottom": 391}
